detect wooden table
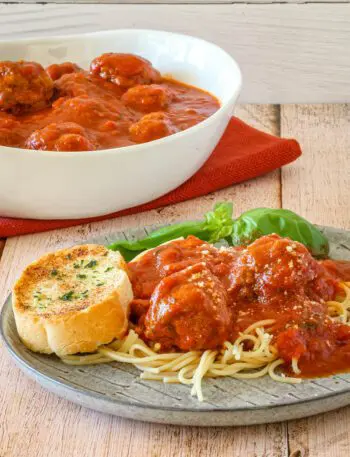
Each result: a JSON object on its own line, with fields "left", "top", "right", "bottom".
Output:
{"left": 0, "top": 103, "right": 349, "bottom": 456}
{"left": 1, "top": 0, "right": 350, "bottom": 452}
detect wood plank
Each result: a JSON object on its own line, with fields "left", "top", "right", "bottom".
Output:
{"left": 0, "top": 105, "right": 287, "bottom": 457}
{"left": 1, "top": 4, "right": 350, "bottom": 103}
{"left": 281, "top": 104, "right": 350, "bottom": 457}
{"left": 281, "top": 104, "right": 350, "bottom": 229}
{"left": 3, "top": 0, "right": 349, "bottom": 4}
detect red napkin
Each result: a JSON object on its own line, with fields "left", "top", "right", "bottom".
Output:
{"left": 0, "top": 117, "right": 301, "bottom": 238}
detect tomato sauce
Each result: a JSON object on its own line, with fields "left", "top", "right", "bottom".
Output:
{"left": 128, "top": 235, "right": 350, "bottom": 379}
{"left": 320, "top": 259, "right": 350, "bottom": 282}
{"left": 0, "top": 54, "right": 219, "bottom": 151}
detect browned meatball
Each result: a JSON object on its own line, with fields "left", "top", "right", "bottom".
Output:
{"left": 145, "top": 263, "right": 231, "bottom": 351}
{"left": 0, "top": 61, "right": 54, "bottom": 114}
{"left": 122, "top": 84, "right": 171, "bottom": 113}
{"left": 90, "top": 53, "right": 161, "bottom": 89}
{"left": 25, "top": 122, "right": 95, "bottom": 152}
{"left": 129, "top": 112, "right": 178, "bottom": 143}
{"left": 46, "top": 62, "right": 83, "bottom": 81}
{"left": 229, "top": 234, "right": 335, "bottom": 303}
{"left": 52, "top": 96, "right": 121, "bottom": 126}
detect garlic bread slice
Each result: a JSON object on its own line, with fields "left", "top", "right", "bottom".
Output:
{"left": 12, "top": 244, "right": 133, "bottom": 356}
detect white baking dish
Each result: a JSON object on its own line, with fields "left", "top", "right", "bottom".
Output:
{"left": 0, "top": 29, "right": 241, "bottom": 219}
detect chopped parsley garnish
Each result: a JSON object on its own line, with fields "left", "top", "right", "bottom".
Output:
{"left": 96, "top": 282, "right": 105, "bottom": 287}
{"left": 51, "top": 269, "right": 58, "bottom": 277}
{"left": 104, "top": 267, "right": 113, "bottom": 272}
{"left": 85, "top": 260, "right": 97, "bottom": 269}
{"left": 77, "top": 274, "right": 87, "bottom": 279}
{"left": 66, "top": 254, "right": 72, "bottom": 260}
{"left": 81, "top": 290, "right": 89, "bottom": 298}
{"left": 59, "top": 291, "right": 74, "bottom": 301}
{"left": 74, "top": 260, "right": 85, "bottom": 269}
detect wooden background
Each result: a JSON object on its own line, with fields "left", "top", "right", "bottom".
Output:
{"left": 1, "top": 3, "right": 350, "bottom": 103}
{"left": 0, "top": 104, "right": 349, "bottom": 457}
{"left": 1, "top": 4, "right": 350, "bottom": 456}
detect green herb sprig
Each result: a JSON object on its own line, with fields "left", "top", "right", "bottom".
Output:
{"left": 108, "top": 203, "right": 329, "bottom": 260}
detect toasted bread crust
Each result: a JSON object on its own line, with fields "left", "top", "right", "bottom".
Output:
{"left": 12, "top": 244, "right": 133, "bottom": 356}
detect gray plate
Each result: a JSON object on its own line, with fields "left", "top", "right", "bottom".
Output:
{"left": 1, "top": 225, "right": 350, "bottom": 426}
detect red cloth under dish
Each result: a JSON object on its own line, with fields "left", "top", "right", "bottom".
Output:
{"left": 0, "top": 117, "right": 302, "bottom": 237}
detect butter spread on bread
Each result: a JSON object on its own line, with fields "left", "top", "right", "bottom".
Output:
{"left": 12, "top": 244, "right": 133, "bottom": 356}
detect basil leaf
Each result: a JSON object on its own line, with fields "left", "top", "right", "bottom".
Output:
{"left": 108, "top": 202, "right": 234, "bottom": 260}
{"left": 109, "top": 203, "right": 329, "bottom": 261}
{"left": 231, "top": 208, "right": 329, "bottom": 257}
{"left": 204, "top": 202, "right": 233, "bottom": 242}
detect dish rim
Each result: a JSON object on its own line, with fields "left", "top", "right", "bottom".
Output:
{"left": 1, "top": 223, "right": 350, "bottom": 414}
{"left": 2, "top": 291, "right": 350, "bottom": 414}
{"left": 0, "top": 28, "right": 242, "bottom": 157}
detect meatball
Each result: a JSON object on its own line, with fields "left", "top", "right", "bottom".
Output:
{"left": 129, "top": 236, "right": 216, "bottom": 299}
{"left": 0, "top": 114, "right": 23, "bottom": 147}
{"left": 122, "top": 84, "right": 170, "bottom": 113}
{"left": 129, "top": 112, "right": 178, "bottom": 143}
{"left": 0, "top": 61, "right": 53, "bottom": 114}
{"left": 25, "top": 122, "right": 95, "bottom": 152}
{"left": 90, "top": 53, "right": 161, "bottom": 89}
{"left": 144, "top": 263, "right": 231, "bottom": 351}
{"left": 55, "top": 71, "right": 127, "bottom": 101}
{"left": 52, "top": 96, "right": 120, "bottom": 126}
{"left": 229, "top": 234, "right": 335, "bottom": 302}
{"left": 129, "top": 235, "right": 238, "bottom": 300}
{"left": 46, "top": 62, "right": 83, "bottom": 81}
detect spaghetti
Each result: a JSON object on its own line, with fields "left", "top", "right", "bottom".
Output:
{"left": 61, "top": 283, "right": 350, "bottom": 402}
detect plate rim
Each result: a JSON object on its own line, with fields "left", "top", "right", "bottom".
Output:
{"left": 1, "top": 224, "right": 350, "bottom": 417}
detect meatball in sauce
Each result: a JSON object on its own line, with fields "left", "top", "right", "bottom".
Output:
{"left": 25, "top": 122, "right": 95, "bottom": 152}
{"left": 122, "top": 84, "right": 172, "bottom": 113}
{"left": 129, "top": 112, "right": 178, "bottom": 143}
{"left": 0, "top": 53, "right": 219, "bottom": 151}
{"left": 145, "top": 263, "right": 231, "bottom": 351}
{"left": 128, "top": 234, "right": 350, "bottom": 379}
{"left": 0, "top": 61, "right": 53, "bottom": 114}
{"left": 46, "top": 62, "right": 83, "bottom": 81}
{"left": 90, "top": 53, "right": 161, "bottom": 88}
